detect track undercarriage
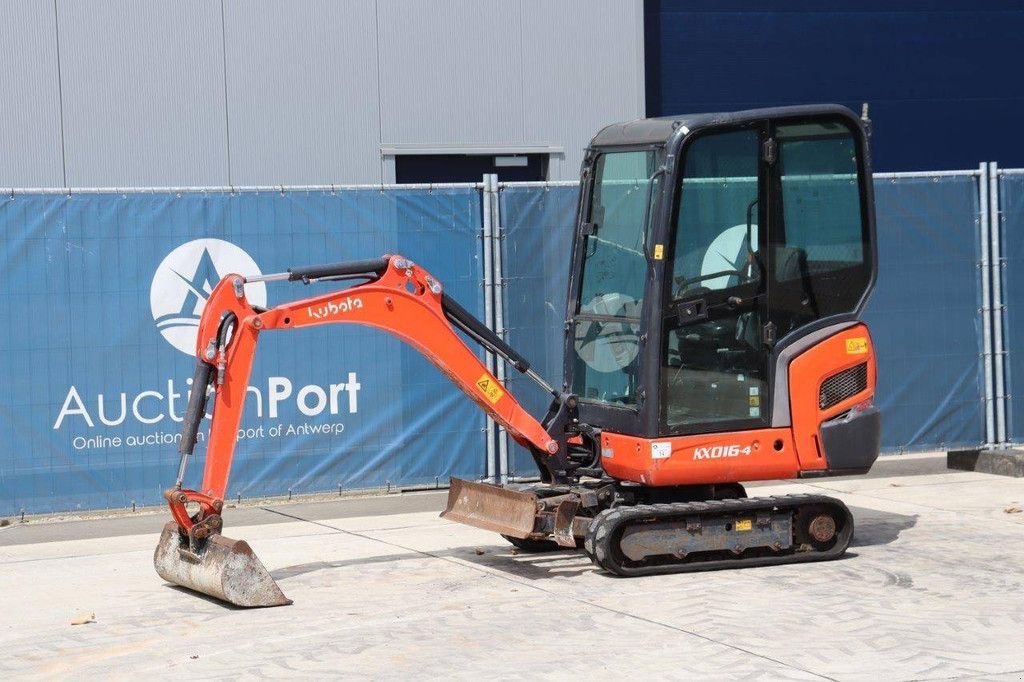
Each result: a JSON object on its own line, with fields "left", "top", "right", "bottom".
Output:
{"left": 443, "top": 478, "right": 853, "bottom": 575}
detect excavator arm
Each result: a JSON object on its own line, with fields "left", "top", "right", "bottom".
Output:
{"left": 164, "top": 254, "right": 566, "bottom": 536}
{"left": 155, "top": 254, "right": 582, "bottom": 606}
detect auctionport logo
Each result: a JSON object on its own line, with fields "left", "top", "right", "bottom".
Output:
{"left": 50, "top": 238, "right": 362, "bottom": 446}
{"left": 150, "top": 239, "right": 267, "bottom": 354}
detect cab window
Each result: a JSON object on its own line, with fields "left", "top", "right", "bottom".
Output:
{"left": 663, "top": 128, "right": 768, "bottom": 430}
{"left": 771, "top": 121, "right": 870, "bottom": 330}
{"left": 573, "top": 150, "right": 659, "bottom": 406}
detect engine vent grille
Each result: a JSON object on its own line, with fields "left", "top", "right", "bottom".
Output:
{"left": 819, "top": 363, "right": 868, "bottom": 410}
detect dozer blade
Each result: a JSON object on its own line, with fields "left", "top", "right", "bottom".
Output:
{"left": 441, "top": 478, "right": 539, "bottom": 539}
{"left": 154, "top": 522, "right": 291, "bottom": 607}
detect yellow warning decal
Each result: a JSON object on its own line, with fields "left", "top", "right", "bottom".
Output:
{"left": 749, "top": 395, "right": 760, "bottom": 407}
{"left": 653, "top": 244, "right": 664, "bottom": 260}
{"left": 475, "top": 374, "right": 505, "bottom": 405}
{"left": 735, "top": 519, "right": 752, "bottom": 532}
{"left": 846, "top": 337, "right": 869, "bottom": 355}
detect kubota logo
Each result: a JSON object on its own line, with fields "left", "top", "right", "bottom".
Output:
{"left": 308, "top": 296, "right": 364, "bottom": 320}
{"left": 150, "top": 239, "right": 267, "bottom": 355}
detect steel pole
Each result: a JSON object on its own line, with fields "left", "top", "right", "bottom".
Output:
{"left": 489, "top": 175, "right": 510, "bottom": 484}
{"left": 979, "top": 163, "right": 996, "bottom": 447}
{"left": 481, "top": 175, "right": 497, "bottom": 482}
{"left": 990, "top": 162, "right": 1007, "bottom": 445}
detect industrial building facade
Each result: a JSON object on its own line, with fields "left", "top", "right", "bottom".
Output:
{"left": 6, "top": 1, "right": 1024, "bottom": 188}
{"left": 0, "top": 0, "right": 645, "bottom": 188}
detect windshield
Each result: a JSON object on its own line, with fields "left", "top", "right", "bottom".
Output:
{"left": 573, "top": 149, "right": 659, "bottom": 406}
{"left": 671, "top": 129, "right": 761, "bottom": 301}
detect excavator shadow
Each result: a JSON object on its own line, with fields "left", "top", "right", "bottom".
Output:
{"left": 270, "top": 552, "right": 424, "bottom": 580}
{"left": 163, "top": 506, "right": 918, "bottom": 609}
{"left": 847, "top": 506, "right": 918, "bottom": 548}
{"left": 164, "top": 584, "right": 251, "bottom": 610}
{"left": 268, "top": 546, "right": 595, "bottom": 584}
{"left": 449, "top": 546, "right": 594, "bottom": 580}
{"left": 264, "top": 507, "right": 917, "bottom": 586}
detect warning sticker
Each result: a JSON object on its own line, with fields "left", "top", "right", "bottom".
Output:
{"left": 475, "top": 374, "right": 505, "bottom": 404}
{"left": 735, "top": 519, "right": 752, "bottom": 532}
{"left": 651, "top": 442, "right": 672, "bottom": 459}
{"left": 846, "top": 337, "right": 869, "bottom": 355}
{"left": 653, "top": 244, "right": 665, "bottom": 260}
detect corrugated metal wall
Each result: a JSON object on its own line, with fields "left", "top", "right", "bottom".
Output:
{"left": 56, "top": 1, "right": 230, "bottom": 187}
{"left": 0, "top": 1, "right": 65, "bottom": 187}
{"left": 519, "top": 1, "right": 646, "bottom": 181}
{"left": 223, "top": 0, "right": 382, "bottom": 186}
{"left": 0, "top": 0, "right": 644, "bottom": 188}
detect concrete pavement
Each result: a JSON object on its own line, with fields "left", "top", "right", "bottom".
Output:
{"left": 2, "top": 453, "right": 1023, "bottom": 680}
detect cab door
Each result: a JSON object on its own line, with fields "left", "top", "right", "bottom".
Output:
{"left": 660, "top": 125, "right": 771, "bottom": 435}
{"left": 766, "top": 119, "right": 873, "bottom": 335}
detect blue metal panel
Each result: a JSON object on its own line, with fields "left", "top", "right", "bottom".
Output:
{"left": 0, "top": 188, "right": 486, "bottom": 515}
{"left": 645, "top": 1, "right": 1024, "bottom": 171}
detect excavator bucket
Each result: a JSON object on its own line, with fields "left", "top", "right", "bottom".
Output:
{"left": 154, "top": 522, "right": 291, "bottom": 607}
{"left": 441, "top": 478, "right": 539, "bottom": 539}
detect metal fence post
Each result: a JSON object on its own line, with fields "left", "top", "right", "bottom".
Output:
{"left": 989, "top": 162, "right": 1008, "bottom": 445}
{"left": 481, "top": 175, "right": 497, "bottom": 481}
{"left": 979, "top": 162, "right": 996, "bottom": 447}
{"left": 487, "top": 174, "right": 511, "bottom": 484}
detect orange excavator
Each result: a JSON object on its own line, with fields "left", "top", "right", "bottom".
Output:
{"left": 155, "top": 104, "right": 880, "bottom": 606}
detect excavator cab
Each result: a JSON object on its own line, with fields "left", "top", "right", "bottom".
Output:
{"left": 568, "top": 105, "right": 878, "bottom": 486}
{"left": 156, "top": 105, "right": 881, "bottom": 606}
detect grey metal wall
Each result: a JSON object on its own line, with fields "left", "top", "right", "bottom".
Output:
{"left": 0, "top": 0, "right": 644, "bottom": 189}
{"left": 223, "top": 1, "right": 381, "bottom": 186}
{"left": 378, "top": 0, "right": 645, "bottom": 181}
{"left": 56, "top": 1, "right": 230, "bottom": 187}
{"left": 0, "top": 1, "right": 64, "bottom": 187}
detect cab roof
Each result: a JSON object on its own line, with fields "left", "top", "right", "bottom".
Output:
{"left": 589, "top": 104, "right": 862, "bottom": 148}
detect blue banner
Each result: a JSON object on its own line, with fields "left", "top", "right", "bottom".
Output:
{"left": 499, "top": 176, "right": 984, "bottom": 477}
{"left": 866, "top": 176, "right": 983, "bottom": 449}
{"left": 498, "top": 185, "right": 579, "bottom": 477}
{"left": 0, "top": 176, "right": 989, "bottom": 514}
{"left": 1000, "top": 173, "right": 1024, "bottom": 441}
{"left": 0, "top": 188, "right": 486, "bottom": 514}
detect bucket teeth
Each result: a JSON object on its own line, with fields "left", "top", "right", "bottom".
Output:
{"left": 154, "top": 522, "right": 292, "bottom": 607}
{"left": 441, "top": 478, "right": 539, "bottom": 539}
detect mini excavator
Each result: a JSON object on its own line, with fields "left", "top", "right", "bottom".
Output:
{"left": 156, "top": 104, "right": 880, "bottom": 606}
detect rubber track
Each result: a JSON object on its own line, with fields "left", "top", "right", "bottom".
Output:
{"left": 583, "top": 494, "right": 853, "bottom": 577}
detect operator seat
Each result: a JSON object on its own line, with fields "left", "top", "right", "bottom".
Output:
{"left": 701, "top": 224, "right": 760, "bottom": 351}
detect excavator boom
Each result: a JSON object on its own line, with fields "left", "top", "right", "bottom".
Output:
{"left": 157, "top": 254, "right": 569, "bottom": 606}
{"left": 190, "top": 255, "right": 557, "bottom": 502}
